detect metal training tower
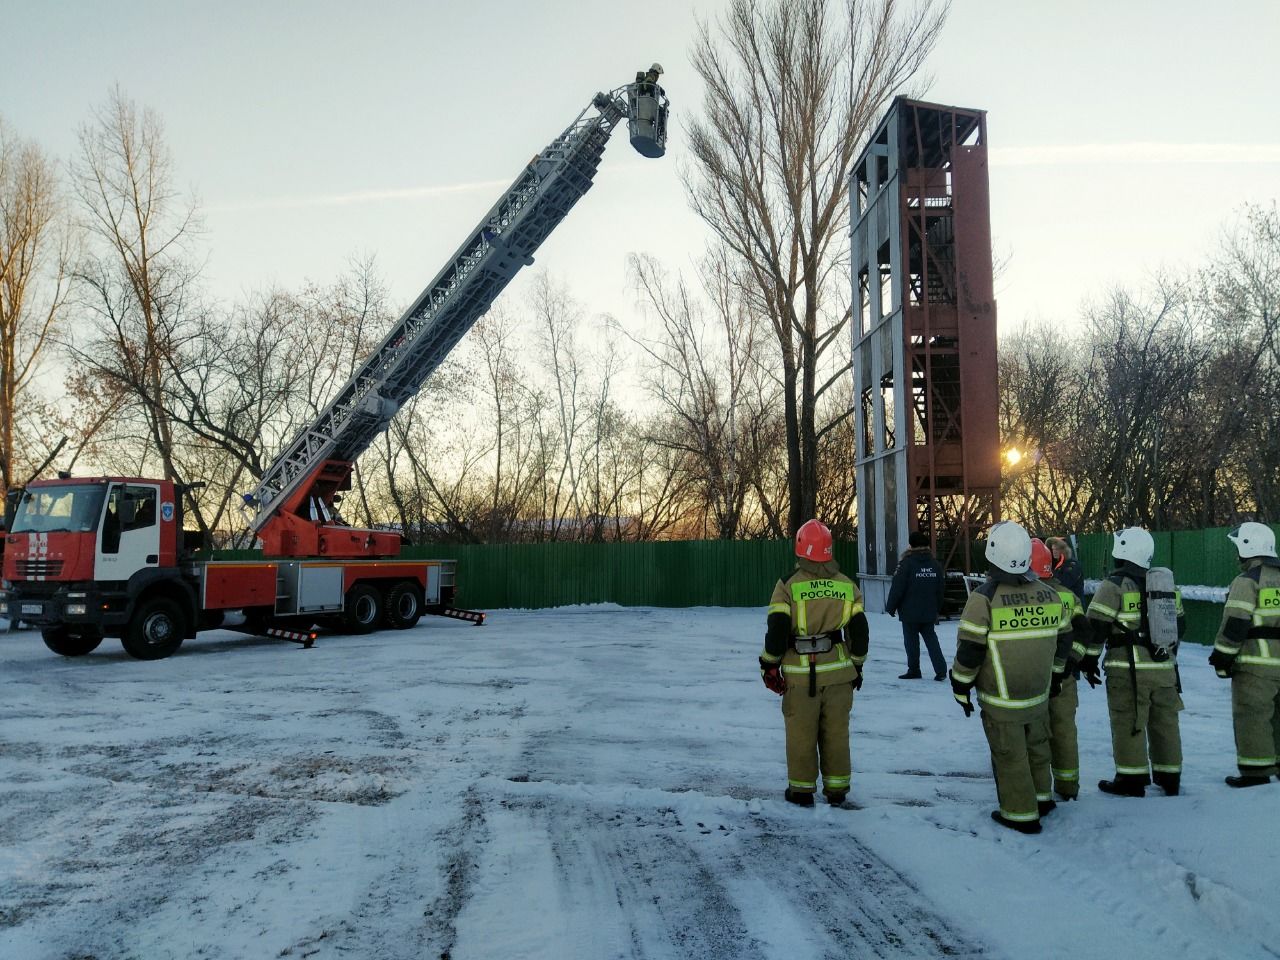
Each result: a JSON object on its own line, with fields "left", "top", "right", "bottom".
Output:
{"left": 850, "top": 98, "right": 1000, "bottom": 610}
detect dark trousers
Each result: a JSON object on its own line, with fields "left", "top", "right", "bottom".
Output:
{"left": 902, "top": 621, "right": 947, "bottom": 677}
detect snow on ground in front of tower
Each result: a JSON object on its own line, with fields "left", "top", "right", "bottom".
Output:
{"left": 2, "top": 607, "right": 1277, "bottom": 960}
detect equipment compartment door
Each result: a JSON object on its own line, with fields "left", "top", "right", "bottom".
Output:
{"left": 297, "top": 565, "right": 344, "bottom": 613}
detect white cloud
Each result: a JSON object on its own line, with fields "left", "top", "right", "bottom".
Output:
{"left": 208, "top": 178, "right": 513, "bottom": 213}
{"left": 990, "top": 143, "right": 1280, "bottom": 166}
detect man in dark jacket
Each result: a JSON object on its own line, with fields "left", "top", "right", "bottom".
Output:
{"left": 885, "top": 531, "right": 947, "bottom": 680}
{"left": 1047, "top": 537, "right": 1085, "bottom": 603}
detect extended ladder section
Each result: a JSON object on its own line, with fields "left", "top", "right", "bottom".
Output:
{"left": 246, "top": 80, "right": 668, "bottom": 534}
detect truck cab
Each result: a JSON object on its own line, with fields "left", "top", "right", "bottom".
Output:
{"left": 2, "top": 476, "right": 183, "bottom": 656}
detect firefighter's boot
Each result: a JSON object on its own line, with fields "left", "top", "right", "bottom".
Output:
{"left": 1098, "top": 774, "right": 1147, "bottom": 797}
{"left": 784, "top": 788, "right": 815, "bottom": 807}
{"left": 1152, "top": 771, "right": 1180, "bottom": 796}
{"left": 990, "top": 810, "right": 1042, "bottom": 835}
{"left": 1038, "top": 799, "right": 1057, "bottom": 817}
{"left": 1225, "top": 774, "right": 1272, "bottom": 788}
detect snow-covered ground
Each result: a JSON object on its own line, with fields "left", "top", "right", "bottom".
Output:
{"left": 1, "top": 608, "right": 1277, "bottom": 960}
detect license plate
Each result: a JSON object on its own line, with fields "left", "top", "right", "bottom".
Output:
{"left": 21, "top": 603, "right": 42, "bottom": 615}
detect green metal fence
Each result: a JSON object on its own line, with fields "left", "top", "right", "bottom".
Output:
{"left": 397, "top": 539, "right": 859, "bottom": 610}
{"left": 210, "top": 525, "right": 1265, "bottom": 645}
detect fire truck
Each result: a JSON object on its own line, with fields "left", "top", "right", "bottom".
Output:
{"left": 0, "top": 70, "right": 669, "bottom": 660}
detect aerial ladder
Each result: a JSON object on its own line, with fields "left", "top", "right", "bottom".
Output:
{"left": 245, "top": 71, "right": 670, "bottom": 560}
{"left": 1, "top": 69, "right": 669, "bottom": 659}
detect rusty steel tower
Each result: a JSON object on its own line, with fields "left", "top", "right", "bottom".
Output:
{"left": 850, "top": 98, "right": 1000, "bottom": 610}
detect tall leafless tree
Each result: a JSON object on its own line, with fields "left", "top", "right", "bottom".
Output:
{"left": 70, "top": 86, "right": 201, "bottom": 486}
{"left": 686, "top": 0, "right": 948, "bottom": 535}
{"left": 0, "top": 119, "right": 73, "bottom": 491}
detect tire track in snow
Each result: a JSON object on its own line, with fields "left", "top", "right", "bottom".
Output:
{"left": 485, "top": 780, "right": 989, "bottom": 960}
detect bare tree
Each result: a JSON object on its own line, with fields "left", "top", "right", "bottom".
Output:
{"left": 70, "top": 86, "right": 202, "bottom": 485}
{"left": 0, "top": 119, "right": 73, "bottom": 490}
{"left": 686, "top": 0, "right": 948, "bottom": 534}
{"left": 627, "top": 251, "right": 783, "bottom": 538}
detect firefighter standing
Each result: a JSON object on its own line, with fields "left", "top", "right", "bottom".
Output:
{"left": 1209, "top": 522, "right": 1280, "bottom": 788}
{"left": 1083, "top": 527, "right": 1187, "bottom": 797}
{"left": 759, "top": 519, "right": 870, "bottom": 807}
{"left": 949, "top": 521, "right": 1074, "bottom": 834}
{"left": 1031, "top": 538, "right": 1092, "bottom": 801}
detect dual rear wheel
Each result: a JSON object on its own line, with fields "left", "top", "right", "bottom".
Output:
{"left": 341, "top": 580, "right": 424, "bottom": 634}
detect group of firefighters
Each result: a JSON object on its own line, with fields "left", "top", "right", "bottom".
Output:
{"left": 759, "top": 518, "right": 1280, "bottom": 834}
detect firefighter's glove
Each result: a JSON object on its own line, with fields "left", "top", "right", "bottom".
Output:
{"left": 759, "top": 658, "right": 786, "bottom": 696}
{"left": 1078, "top": 654, "right": 1102, "bottom": 688}
{"left": 852, "top": 667, "right": 864, "bottom": 692}
{"left": 949, "top": 670, "right": 974, "bottom": 718}
{"left": 1050, "top": 671, "right": 1064, "bottom": 699}
{"left": 1208, "top": 648, "right": 1236, "bottom": 679}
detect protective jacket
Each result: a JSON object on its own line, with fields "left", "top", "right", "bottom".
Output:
{"left": 1085, "top": 565, "right": 1186, "bottom": 684}
{"left": 952, "top": 577, "right": 1074, "bottom": 723}
{"left": 1046, "top": 574, "right": 1091, "bottom": 665}
{"left": 885, "top": 547, "right": 946, "bottom": 623}
{"left": 1216, "top": 558, "right": 1280, "bottom": 678}
{"left": 761, "top": 559, "right": 869, "bottom": 694}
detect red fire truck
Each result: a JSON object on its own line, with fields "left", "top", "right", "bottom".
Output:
{"left": 0, "top": 71, "right": 668, "bottom": 659}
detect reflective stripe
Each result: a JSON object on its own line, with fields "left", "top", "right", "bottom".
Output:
{"left": 977, "top": 689, "right": 1049, "bottom": 710}
{"left": 1116, "top": 765, "right": 1150, "bottom": 775}
{"left": 1226, "top": 599, "right": 1255, "bottom": 614}
{"left": 849, "top": 601, "right": 865, "bottom": 616}
{"left": 1238, "top": 655, "right": 1280, "bottom": 666}
{"left": 768, "top": 602, "right": 790, "bottom": 615}
{"left": 759, "top": 651, "right": 782, "bottom": 663}
{"left": 951, "top": 666, "right": 978, "bottom": 684}
{"left": 1035, "top": 793, "right": 1053, "bottom": 802}
{"left": 1089, "top": 601, "right": 1118, "bottom": 618}
{"left": 1052, "top": 768, "right": 1079, "bottom": 781}
{"left": 824, "top": 775, "right": 850, "bottom": 789}
{"left": 1106, "top": 660, "right": 1176, "bottom": 670}
{"left": 1237, "top": 755, "right": 1277, "bottom": 766}
{"left": 999, "top": 808, "right": 1039, "bottom": 822}
{"left": 953, "top": 692, "right": 971, "bottom": 706}
{"left": 1086, "top": 645, "right": 1104, "bottom": 657}
{"left": 782, "top": 660, "right": 855, "bottom": 675}
{"left": 841, "top": 598, "right": 852, "bottom": 625}
{"left": 788, "top": 779, "right": 816, "bottom": 790}
{"left": 1260, "top": 638, "right": 1273, "bottom": 660}
{"left": 1214, "top": 641, "right": 1239, "bottom": 654}
{"left": 959, "top": 619, "right": 989, "bottom": 636}
{"left": 989, "top": 627, "right": 1058, "bottom": 641}
{"left": 1151, "top": 763, "right": 1181, "bottom": 774}
{"left": 988, "top": 640, "right": 1011, "bottom": 699}
{"left": 1071, "top": 642, "right": 1087, "bottom": 658}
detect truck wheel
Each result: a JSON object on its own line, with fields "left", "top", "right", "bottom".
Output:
{"left": 122, "top": 597, "right": 186, "bottom": 660}
{"left": 384, "top": 581, "right": 424, "bottom": 630}
{"left": 342, "top": 584, "right": 382, "bottom": 635}
{"left": 42, "top": 628, "right": 103, "bottom": 657}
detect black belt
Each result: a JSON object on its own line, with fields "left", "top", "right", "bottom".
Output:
{"left": 791, "top": 631, "right": 843, "bottom": 697}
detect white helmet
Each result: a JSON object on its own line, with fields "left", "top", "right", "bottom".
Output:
{"left": 985, "top": 520, "right": 1033, "bottom": 579}
{"left": 649, "top": 62, "right": 664, "bottom": 75}
{"left": 1112, "top": 526, "right": 1154, "bottom": 569}
{"left": 1228, "top": 522, "right": 1277, "bottom": 559}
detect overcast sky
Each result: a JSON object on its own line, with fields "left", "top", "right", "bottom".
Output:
{"left": 3, "top": 0, "right": 1278, "bottom": 339}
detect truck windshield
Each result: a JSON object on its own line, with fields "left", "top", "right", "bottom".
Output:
{"left": 11, "top": 485, "right": 107, "bottom": 534}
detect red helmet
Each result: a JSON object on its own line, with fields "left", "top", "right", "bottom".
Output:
{"left": 795, "top": 519, "right": 833, "bottom": 562}
{"left": 1030, "top": 537, "right": 1053, "bottom": 580}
